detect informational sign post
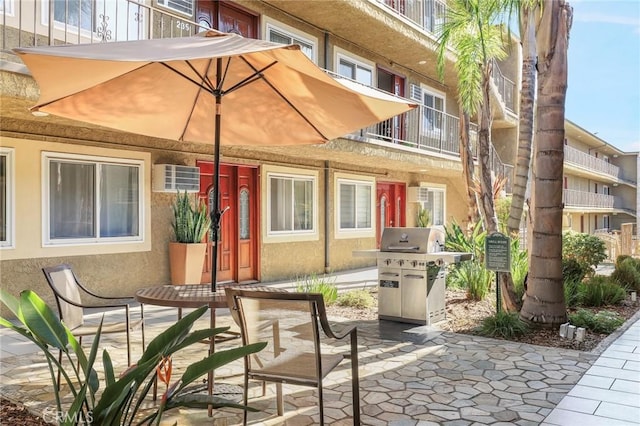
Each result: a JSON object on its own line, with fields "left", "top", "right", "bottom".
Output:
{"left": 485, "top": 232, "right": 511, "bottom": 313}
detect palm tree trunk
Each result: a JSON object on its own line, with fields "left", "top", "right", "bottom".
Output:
{"left": 458, "top": 102, "right": 480, "bottom": 229}
{"left": 507, "top": 6, "right": 536, "bottom": 238}
{"left": 477, "top": 67, "right": 498, "bottom": 235}
{"left": 520, "top": 0, "right": 573, "bottom": 327}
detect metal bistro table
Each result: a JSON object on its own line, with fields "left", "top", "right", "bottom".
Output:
{"left": 135, "top": 284, "right": 239, "bottom": 416}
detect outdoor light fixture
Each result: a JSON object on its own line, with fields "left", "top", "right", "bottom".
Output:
{"left": 31, "top": 111, "right": 49, "bottom": 117}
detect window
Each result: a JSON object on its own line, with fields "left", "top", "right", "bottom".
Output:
{"left": 1, "top": 0, "right": 14, "bottom": 16}
{"left": 338, "top": 179, "right": 373, "bottom": 230}
{"left": 410, "top": 84, "right": 445, "bottom": 134}
{"left": 43, "top": 0, "right": 96, "bottom": 32}
{"left": 420, "top": 187, "right": 445, "bottom": 226}
{"left": 157, "top": 0, "right": 193, "bottom": 16}
{"left": 267, "top": 25, "right": 315, "bottom": 61}
{"left": 268, "top": 174, "right": 315, "bottom": 234}
{"left": 44, "top": 153, "right": 143, "bottom": 245}
{"left": 0, "top": 148, "right": 14, "bottom": 248}
{"left": 337, "top": 56, "right": 373, "bottom": 86}
{"left": 424, "top": 0, "right": 446, "bottom": 33}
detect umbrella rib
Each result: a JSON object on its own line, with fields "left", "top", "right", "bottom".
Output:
{"left": 185, "top": 59, "right": 217, "bottom": 93}
{"left": 223, "top": 59, "right": 278, "bottom": 95}
{"left": 160, "top": 62, "right": 215, "bottom": 95}
{"left": 238, "top": 56, "right": 330, "bottom": 141}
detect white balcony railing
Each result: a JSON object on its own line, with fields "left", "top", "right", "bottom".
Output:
{"left": 564, "top": 145, "right": 620, "bottom": 179}
{"left": 563, "top": 189, "right": 615, "bottom": 209}
{"left": 492, "top": 60, "right": 516, "bottom": 113}
{"left": 377, "top": 0, "right": 447, "bottom": 36}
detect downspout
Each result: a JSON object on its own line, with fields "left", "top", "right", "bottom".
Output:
{"left": 324, "top": 32, "right": 331, "bottom": 274}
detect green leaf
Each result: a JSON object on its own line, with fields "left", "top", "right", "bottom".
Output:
{"left": 103, "top": 350, "right": 115, "bottom": 387}
{"left": 19, "top": 290, "right": 68, "bottom": 350}
{"left": 0, "top": 289, "right": 23, "bottom": 322}
{"left": 139, "top": 306, "right": 208, "bottom": 363}
{"left": 166, "top": 327, "right": 228, "bottom": 356}
{"left": 165, "top": 393, "right": 259, "bottom": 412}
{"left": 176, "top": 342, "right": 266, "bottom": 393}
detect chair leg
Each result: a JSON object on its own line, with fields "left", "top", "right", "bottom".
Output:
{"left": 140, "top": 303, "right": 146, "bottom": 352}
{"left": 318, "top": 383, "right": 324, "bottom": 426}
{"left": 57, "top": 349, "right": 63, "bottom": 391}
{"left": 351, "top": 331, "right": 361, "bottom": 426}
{"left": 276, "top": 383, "right": 284, "bottom": 416}
{"left": 243, "top": 366, "right": 249, "bottom": 426}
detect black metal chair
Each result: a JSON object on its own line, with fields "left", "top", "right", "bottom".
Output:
{"left": 42, "top": 264, "right": 145, "bottom": 387}
{"left": 225, "top": 288, "right": 360, "bottom": 425}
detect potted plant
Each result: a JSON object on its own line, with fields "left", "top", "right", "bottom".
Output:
{"left": 169, "top": 191, "right": 211, "bottom": 285}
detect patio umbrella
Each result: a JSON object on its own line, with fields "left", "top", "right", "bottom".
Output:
{"left": 14, "top": 30, "right": 417, "bottom": 291}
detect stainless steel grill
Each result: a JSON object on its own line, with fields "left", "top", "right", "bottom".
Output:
{"left": 377, "top": 227, "right": 470, "bottom": 325}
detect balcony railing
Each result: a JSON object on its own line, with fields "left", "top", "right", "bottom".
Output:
{"left": 3, "top": 0, "right": 514, "bottom": 194}
{"left": 492, "top": 60, "right": 516, "bottom": 113}
{"left": 377, "top": 0, "right": 447, "bottom": 36}
{"left": 563, "top": 189, "right": 615, "bottom": 209}
{"left": 564, "top": 145, "right": 621, "bottom": 179}
{"left": 1, "top": 0, "right": 207, "bottom": 51}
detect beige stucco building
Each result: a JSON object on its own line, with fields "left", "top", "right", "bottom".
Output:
{"left": 0, "top": 0, "right": 635, "bottom": 304}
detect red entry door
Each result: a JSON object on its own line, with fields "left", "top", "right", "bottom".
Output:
{"left": 197, "top": 1, "right": 258, "bottom": 37}
{"left": 197, "top": 161, "right": 258, "bottom": 284}
{"left": 376, "top": 182, "right": 406, "bottom": 248}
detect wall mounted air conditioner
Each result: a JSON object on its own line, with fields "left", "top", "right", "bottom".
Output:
{"left": 152, "top": 164, "right": 200, "bottom": 193}
{"left": 407, "top": 186, "right": 430, "bottom": 202}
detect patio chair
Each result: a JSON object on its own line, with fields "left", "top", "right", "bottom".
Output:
{"left": 225, "top": 288, "right": 360, "bottom": 425}
{"left": 42, "top": 264, "right": 145, "bottom": 387}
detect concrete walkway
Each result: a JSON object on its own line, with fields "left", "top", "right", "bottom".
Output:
{"left": 1, "top": 268, "right": 638, "bottom": 425}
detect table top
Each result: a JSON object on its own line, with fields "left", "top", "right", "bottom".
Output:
{"left": 135, "top": 284, "right": 229, "bottom": 309}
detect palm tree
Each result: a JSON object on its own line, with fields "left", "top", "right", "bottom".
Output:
{"left": 520, "top": 0, "right": 573, "bottom": 326}
{"left": 436, "top": 0, "right": 519, "bottom": 311}
{"left": 506, "top": 1, "right": 539, "bottom": 238}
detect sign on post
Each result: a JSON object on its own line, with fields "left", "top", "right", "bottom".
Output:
{"left": 485, "top": 232, "right": 511, "bottom": 272}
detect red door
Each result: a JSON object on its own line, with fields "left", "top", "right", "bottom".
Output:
{"left": 197, "top": 1, "right": 258, "bottom": 38}
{"left": 197, "top": 161, "right": 258, "bottom": 284}
{"left": 377, "top": 68, "right": 406, "bottom": 141}
{"left": 376, "top": 182, "right": 406, "bottom": 248}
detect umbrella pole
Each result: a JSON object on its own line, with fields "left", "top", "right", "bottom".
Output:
{"left": 211, "top": 58, "right": 223, "bottom": 293}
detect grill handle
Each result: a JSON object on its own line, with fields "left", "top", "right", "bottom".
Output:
{"left": 404, "top": 274, "right": 425, "bottom": 279}
{"left": 379, "top": 272, "right": 400, "bottom": 277}
{"left": 386, "top": 245, "right": 420, "bottom": 251}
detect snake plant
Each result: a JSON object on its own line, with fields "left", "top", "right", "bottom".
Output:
{"left": 172, "top": 191, "right": 211, "bottom": 243}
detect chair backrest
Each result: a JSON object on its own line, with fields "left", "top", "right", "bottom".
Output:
{"left": 226, "top": 289, "right": 325, "bottom": 384}
{"left": 42, "top": 265, "right": 84, "bottom": 330}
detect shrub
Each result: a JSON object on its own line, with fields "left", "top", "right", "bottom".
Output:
{"left": 564, "top": 277, "right": 582, "bottom": 308}
{"left": 296, "top": 274, "right": 338, "bottom": 304}
{"left": 172, "top": 190, "right": 211, "bottom": 243}
{"left": 445, "top": 221, "right": 486, "bottom": 262}
{"left": 448, "top": 260, "right": 492, "bottom": 301}
{"left": 578, "top": 276, "right": 626, "bottom": 307}
{"left": 336, "top": 289, "right": 375, "bottom": 309}
{"left": 562, "top": 231, "right": 607, "bottom": 277}
{"left": 563, "top": 258, "right": 587, "bottom": 285}
{"left": 611, "top": 257, "right": 640, "bottom": 291}
{"left": 478, "top": 311, "right": 529, "bottom": 339}
{"left": 569, "top": 309, "right": 624, "bottom": 334}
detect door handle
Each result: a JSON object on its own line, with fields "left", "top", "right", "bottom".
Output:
{"left": 404, "top": 274, "right": 425, "bottom": 279}
{"left": 380, "top": 272, "right": 399, "bottom": 277}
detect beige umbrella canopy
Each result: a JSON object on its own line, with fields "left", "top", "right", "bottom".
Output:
{"left": 14, "top": 30, "right": 417, "bottom": 290}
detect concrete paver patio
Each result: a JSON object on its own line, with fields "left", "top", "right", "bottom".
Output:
{"left": 1, "top": 268, "right": 639, "bottom": 425}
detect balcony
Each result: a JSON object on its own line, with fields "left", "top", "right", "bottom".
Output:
{"left": 563, "top": 189, "right": 615, "bottom": 210}
{"left": 564, "top": 145, "right": 621, "bottom": 180}
{"left": 492, "top": 60, "right": 516, "bottom": 113}
{"left": 2, "top": 0, "right": 514, "bottom": 192}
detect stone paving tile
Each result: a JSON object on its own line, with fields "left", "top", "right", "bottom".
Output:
{"left": 0, "top": 309, "right": 601, "bottom": 425}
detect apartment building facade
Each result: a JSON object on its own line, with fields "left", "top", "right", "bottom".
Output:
{"left": 561, "top": 120, "right": 638, "bottom": 235}
{"left": 2, "top": 0, "right": 518, "bottom": 299}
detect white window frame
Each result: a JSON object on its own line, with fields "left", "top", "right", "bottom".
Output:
{"left": 334, "top": 48, "right": 375, "bottom": 86}
{"left": 42, "top": 152, "right": 144, "bottom": 246}
{"left": 418, "top": 184, "right": 446, "bottom": 227}
{"left": 1, "top": 148, "right": 15, "bottom": 249}
{"left": 1, "top": 0, "right": 15, "bottom": 16}
{"left": 41, "top": 0, "right": 101, "bottom": 37}
{"left": 335, "top": 174, "right": 375, "bottom": 238}
{"left": 264, "top": 19, "right": 317, "bottom": 63}
{"left": 156, "top": 0, "right": 194, "bottom": 17}
{"left": 267, "top": 172, "right": 317, "bottom": 237}
{"left": 410, "top": 84, "right": 446, "bottom": 136}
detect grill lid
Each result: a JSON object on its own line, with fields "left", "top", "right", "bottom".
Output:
{"left": 380, "top": 227, "right": 445, "bottom": 253}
